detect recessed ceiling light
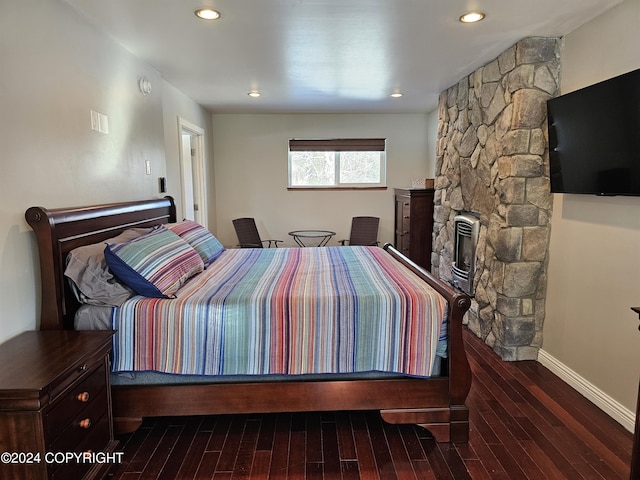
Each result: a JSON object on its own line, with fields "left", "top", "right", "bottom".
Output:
{"left": 248, "top": 91, "right": 261, "bottom": 98}
{"left": 390, "top": 92, "right": 404, "bottom": 98}
{"left": 459, "top": 12, "right": 485, "bottom": 23}
{"left": 195, "top": 8, "right": 221, "bottom": 20}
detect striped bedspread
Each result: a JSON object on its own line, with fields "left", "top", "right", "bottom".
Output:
{"left": 111, "top": 246, "right": 448, "bottom": 378}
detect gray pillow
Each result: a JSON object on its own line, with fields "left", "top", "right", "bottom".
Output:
{"left": 64, "top": 228, "right": 152, "bottom": 306}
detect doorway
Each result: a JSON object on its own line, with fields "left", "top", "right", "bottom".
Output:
{"left": 177, "top": 118, "right": 207, "bottom": 227}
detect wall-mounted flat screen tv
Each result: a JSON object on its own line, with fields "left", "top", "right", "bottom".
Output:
{"left": 547, "top": 68, "right": 640, "bottom": 196}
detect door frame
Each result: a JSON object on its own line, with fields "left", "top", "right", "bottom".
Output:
{"left": 177, "top": 117, "right": 208, "bottom": 228}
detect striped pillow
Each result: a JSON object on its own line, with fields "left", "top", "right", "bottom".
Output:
{"left": 167, "top": 220, "right": 225, "bottom": 266}
{"left": 104, "top": 226, "right": 204, "bottom": 298}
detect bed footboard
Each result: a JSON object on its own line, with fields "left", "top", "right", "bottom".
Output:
{"left": 382, "top": 243, "right": 472, "bottom": 441}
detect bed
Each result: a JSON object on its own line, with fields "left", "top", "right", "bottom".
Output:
{"left": 25, "top": 196, "right": 472, "bottom": 442}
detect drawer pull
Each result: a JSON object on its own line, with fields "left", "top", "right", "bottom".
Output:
{"left": 79, "top": 418, "right": 91, "bottom": 429}
{"left": 77, "top": 391, "right": 90, "bottom": 402}
{"left": 78, "top": 363, "right": 88, "bottom": 372}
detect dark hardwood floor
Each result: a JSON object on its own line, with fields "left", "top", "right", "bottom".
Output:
{"left": 108, "top": 328, "right": 633, "bottom": 479}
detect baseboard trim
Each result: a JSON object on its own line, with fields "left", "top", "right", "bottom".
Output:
{"left": 537, "top": 349, "right": 635, "bottom": 433}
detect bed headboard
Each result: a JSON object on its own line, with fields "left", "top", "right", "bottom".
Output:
{"left": 25, "top": 197, "right": 177, "bottom": 330}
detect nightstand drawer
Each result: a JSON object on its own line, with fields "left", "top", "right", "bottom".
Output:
{"left": 48, "top": 352, "right": 107, "bottom": 404}
{"left": 45, "top": 363, "right": 107, "bottom": 440}
{"left": 49, "top": 414, "right": 111, "bottom": 480}
{"left": 48, "top": 388, "right": 109, "bottom": 453}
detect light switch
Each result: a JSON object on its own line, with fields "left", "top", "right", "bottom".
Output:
{"left": 90, "top": 110, "right": 109, "bottom": 133}
{"left": 98, "top": 113, "right": 109, "bottom": 133}
{"left": 145, "top": 160, "right": 151, "bottom": 175}
{"left": 90, "top": 110, "right": 99, "bottom": 131}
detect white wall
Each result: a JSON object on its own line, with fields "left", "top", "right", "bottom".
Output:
{"left": 0, "top": 0, "right": 212, "bottom": 342}
{"left": 543, "top": 0, "right": 640, "bottom": 421}
{"left": 212, "top": 114, "right": 432, "bottom": 248}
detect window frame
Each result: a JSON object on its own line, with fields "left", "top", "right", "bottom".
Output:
{"left": 288, "top": 138, "right": 387, "bottom": 190}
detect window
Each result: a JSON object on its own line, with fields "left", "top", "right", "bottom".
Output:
{"left": 288, "top": 138, "right": 386, "bottom": 189}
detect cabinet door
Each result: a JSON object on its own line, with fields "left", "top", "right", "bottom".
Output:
{"left": 395, "top": 197, "right": 410, "bottom": 256}
{"left": 401, "top": 200, "right": 411, "bottom": 255}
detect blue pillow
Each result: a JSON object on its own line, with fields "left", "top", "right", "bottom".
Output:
{"left": 104, "top": 226, "right": 204, "bottom": 298}
{"left": 166, "top": 220, "right": 225, "bottom": 266}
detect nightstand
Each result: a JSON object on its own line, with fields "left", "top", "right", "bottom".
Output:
{"left": 0, "top": 330, "right": 117, "bottom": 480}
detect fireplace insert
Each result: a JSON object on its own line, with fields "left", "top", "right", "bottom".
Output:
{"left": 451, "top": 213, "right": 480, "bottom": 296}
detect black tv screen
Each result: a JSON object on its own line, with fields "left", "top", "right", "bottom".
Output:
{"left": 547, "top": 68, "right": 640, "bottom": 196}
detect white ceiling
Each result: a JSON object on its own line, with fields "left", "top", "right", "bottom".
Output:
{"left": 63, "top": 0, "right": 623, "bottom": 113}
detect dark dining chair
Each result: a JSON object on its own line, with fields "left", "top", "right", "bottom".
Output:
{"left": 232, "top": 218, "right": 282, "bottom": 248}
{"left": 339, "top": 216, "right": 380, "bottom": 246}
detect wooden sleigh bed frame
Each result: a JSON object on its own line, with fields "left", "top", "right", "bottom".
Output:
{"left": 25, "top": 197, "right": 472, "bottom": 442}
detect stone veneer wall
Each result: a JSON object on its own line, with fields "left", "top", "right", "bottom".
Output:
{"left": 432, "top": 37, "right": 561, "bottom": 361}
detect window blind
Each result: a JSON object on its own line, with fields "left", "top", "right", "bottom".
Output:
{"left": 289, "top": 138, "right": 386, "bottom": 152}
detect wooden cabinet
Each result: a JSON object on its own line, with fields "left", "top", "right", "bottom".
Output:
{"left": 0, "top": 330, "right": 117, "bottom": 480}
{"left": 632, "top": 307, "right": 640, "bottom": 480}
{"left": 394, "top": 188, "right": 435, "bottom": 270}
